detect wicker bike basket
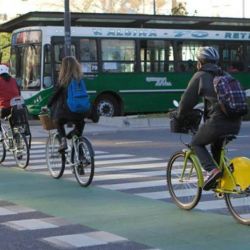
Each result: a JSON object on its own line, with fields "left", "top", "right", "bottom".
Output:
{"left": 39, "top": 114, "right": 57, "bottom": 130}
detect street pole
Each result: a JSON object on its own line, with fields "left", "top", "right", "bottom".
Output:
{"left": 64, "top": 0, "right": 71, "bottom": 57}
{"left": 242, "top": 0, "right": 245, "bottom": 18}
{"left": 153, "top": 0, "right": 156, "bottom": 15}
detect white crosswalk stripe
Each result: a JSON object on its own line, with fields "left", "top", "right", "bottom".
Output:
{"left": 2, "top": 142, "right": 249, "bottom": 215}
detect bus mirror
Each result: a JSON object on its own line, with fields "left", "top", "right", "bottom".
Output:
{"left": 173, "top": 100, "right": 179, "bottom": 107}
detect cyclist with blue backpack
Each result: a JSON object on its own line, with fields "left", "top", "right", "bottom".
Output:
{"left": 48, "top": 56, "right": 91, "bottom": 152}
{"left": 176, "top": 47, "right": 246, "bottom": 191}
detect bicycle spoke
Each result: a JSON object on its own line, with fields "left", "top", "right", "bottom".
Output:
{"left": 167, "top": 152, "right": 202, "bottom": 210}
{"left": 13, "top": 133, "right": 29, "bottom": 169}
{"left": 225, "top": 191, "right": 250, "bottom": 225}
{"left": 46, "top": 133, "right": 65, "bottom": 178}
{"left": 73, "top": 137, "right": 94, "bottom": 187}
{"left": 0, "top": 140, "right": 6, "bottom": 163}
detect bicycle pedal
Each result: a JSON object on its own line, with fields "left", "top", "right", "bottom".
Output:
{"left": 214, "top": 192, "right": 224, "bottom": 198}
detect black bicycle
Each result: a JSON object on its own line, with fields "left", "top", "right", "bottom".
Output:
{"left": 40, "top": 113, "right": 95, "bottom": 187}
{"left": 0, "top": 97, "right": 31, "bottom": 168}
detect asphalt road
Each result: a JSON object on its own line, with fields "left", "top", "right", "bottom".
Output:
{"left": 0, "top": 123, "right": 250, "bottom": 249}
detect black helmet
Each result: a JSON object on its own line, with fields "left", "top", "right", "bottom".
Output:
{"left": 196, "top": 46, "right": 219, "bottom": 62}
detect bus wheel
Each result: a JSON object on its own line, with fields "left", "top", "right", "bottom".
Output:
{"left": 96, "top": 94, "right": 120, "bottom": 117}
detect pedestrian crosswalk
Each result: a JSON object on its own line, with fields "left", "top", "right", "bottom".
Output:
{"left": 1, "top": 142, "right": 230, "bottom": 215}
{"left": 0, "top": 200, "right": 153, "bottom": 249}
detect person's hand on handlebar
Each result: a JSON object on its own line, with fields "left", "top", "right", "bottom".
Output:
{"left": 41, "top": 106, "right": 49, "bottom": 113}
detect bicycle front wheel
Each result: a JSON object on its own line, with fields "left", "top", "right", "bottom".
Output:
{"left": 0, "top": 140, "right": 6, "bottom": 164}
{"left": 167, "top": 151, "right": 202, "bottom": 210}
{"left": 225, "top": 192, "right": 250, "bottom": 225}
{"left": 13, "top": 133, "right": 29, "bottom": 169}
{"left": 72, "top": 137, "right": 94, "bottom": 187}
{"left": 46, "top": 133, "right": 65, "bottom": 178}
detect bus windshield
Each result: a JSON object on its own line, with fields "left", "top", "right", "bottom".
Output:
{"left": 10, "top": 44, "right": 41, "bottom": 90}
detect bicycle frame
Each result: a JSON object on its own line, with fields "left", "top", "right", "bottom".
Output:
{"left": 1, "top": 120, "right": 14, "bottom": 150}
{"left": 215, "top": 143, "right": 239, "bottom": 194}
{"left": 181, "top": 137, "right": 241, "bottom": 193}
{"left": 64, "top": 135, "right": 80, "bottom": 168}
{"left": 182, "top": 140, "right": 239, "bottom": 194}
{"left": 182, "top": 148, "right": 204, "bottom": 188}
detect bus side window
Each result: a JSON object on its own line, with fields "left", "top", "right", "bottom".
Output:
{"left": 43, "top": 44, "right": 52, "bottom": 88}
{"left": 101, "top": 39, "right": 135, "bottom": 73}
{"left": 221, "top": 43, "right": 244, "bottom": 71}
{"left": 79, "top": 38, "right": 98, "bottom": 73}
{"left": 53, "top": 43, "right": 76, "bottom": 82}
{"left": 175, "top": 41, "right": 202, "bottom": 72}
{"left": 247, "top": 46, "right": 250, "bottom": 72}
{"left": 140, "top": 40, "right": 173, "bottom": 72}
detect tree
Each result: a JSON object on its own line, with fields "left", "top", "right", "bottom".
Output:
{"left": 39, "top": 0, "right": 166, "bottom": 14}
{"left": 0, "top": 32, "right": 11, "bottom": 63}
{"left": 171, "top": 2, "right": 188, "bottom": 15}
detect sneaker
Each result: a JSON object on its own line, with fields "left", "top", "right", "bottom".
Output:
{"left": 58, "top": 137, "right": 67, "bottom": 152}
{"left": 203, "top": 168, "right": 223, "bottom": 191}
{"left": 77, "top": 164, "right": 85, "bottom": 175}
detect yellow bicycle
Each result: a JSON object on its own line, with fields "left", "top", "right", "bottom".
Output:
{"left": 167, "top": 109, "right": 250, "bottom": 225}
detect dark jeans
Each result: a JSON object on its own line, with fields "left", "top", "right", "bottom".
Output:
{"left": 0, "top": 108, "right": 11, "bottom": 119}
{"left": 0, "top": 108, "right": 12, "bottom": 132}
{"left": 191, "top": 119, "right": 240, "bottom": 172}
{"left": 55, "top": 118, "right": 85, "bottom": 139}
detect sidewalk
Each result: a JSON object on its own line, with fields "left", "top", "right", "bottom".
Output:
{"left": 29, "top": 115, "right": 250, "bottom": 138}
{"left": 29, "top": 116, "right": 170, "bottom": 138}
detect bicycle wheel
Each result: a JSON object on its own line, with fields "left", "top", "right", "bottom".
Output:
{"left": 72, "top": 137, "right": 94, "bottom": 187}
{"left": 46, "top": 133, "right": 65, "bottom": 178}
{"left": 13, "top": 132, "right": 29, "bottom": 169}
{"left": 225, "top": 191, "right": 250, "bottom": 225}
{"left": 0, "top": 140, "right": 6, "bottom": 164}
{"left": 167, "top": 151, "right": 202, "bottom": 210}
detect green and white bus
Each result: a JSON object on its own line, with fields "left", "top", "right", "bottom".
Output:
{"left": 1, "top": 12, "right": 250, "bottom": 116}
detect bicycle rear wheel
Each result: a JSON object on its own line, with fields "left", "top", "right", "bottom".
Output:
{"left": 225, "top": 191, "right": 250, "bottom": 225}
{"left": 0, "top": 140, "right": 6, "bottom": 164}
{"left": 13, "top": 133, "right": 29, "bottom": 169}
{"left": 46, "top": 133, "right": 65, "bottom": 178}
{"left": 72, "top": 137, "right": 94, "bottom": 187}
{"left": 167, "top": 151, "right": 202, "bottom": 210}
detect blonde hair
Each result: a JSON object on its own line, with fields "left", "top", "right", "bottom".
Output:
{"left": 58, "top": 56, "right": 83, "bottom": 87}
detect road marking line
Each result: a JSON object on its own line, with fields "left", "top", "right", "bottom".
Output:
{"left": 115, "top": 140, "right": 152, "bottom": 145}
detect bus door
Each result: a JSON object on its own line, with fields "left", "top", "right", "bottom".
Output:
{"left": 51, "top": 37, "right": 77, "bottom": 83}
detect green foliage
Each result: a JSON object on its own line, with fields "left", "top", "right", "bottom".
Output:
{"left": 0, "top": 32, "right": 11, "bottom": 63}
{"left": 171, "top": 2, "right": 188, "bottom": 15}
{"left": 40, "top": 0, "right": 166, "bottom": 14}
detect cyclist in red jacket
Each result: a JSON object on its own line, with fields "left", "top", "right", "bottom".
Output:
{"left": 0, "top": 64, "right": 20, "bottom": 136}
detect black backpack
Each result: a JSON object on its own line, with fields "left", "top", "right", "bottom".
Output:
{"left": 213, "top": 74, "right": 248, "bottom": 118}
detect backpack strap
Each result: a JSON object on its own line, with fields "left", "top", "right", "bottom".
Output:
{"left": 199, "top": 68, "right": 224, "bottom": 121}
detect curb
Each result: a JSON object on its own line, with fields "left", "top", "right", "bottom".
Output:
{"left": 29, "top": 116, "right": 170, "bottom": 128}
{"left": 28, "top": 116, "right": 250, "bottom": 130}
{"left": 97, "top": 116, "right": 169, "bottom": 128}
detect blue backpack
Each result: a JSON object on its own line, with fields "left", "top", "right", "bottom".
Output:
{"left": 67, "top": 79, "right": 91, "bottom": 113}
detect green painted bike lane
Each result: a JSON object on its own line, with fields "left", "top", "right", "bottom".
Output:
{"left": 0, "top": 167, "right": 249, "bottom": 250}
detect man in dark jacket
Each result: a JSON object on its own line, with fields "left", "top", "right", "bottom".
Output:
{"left": 177, "top": 47, "right": 241, "bottom": 190}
